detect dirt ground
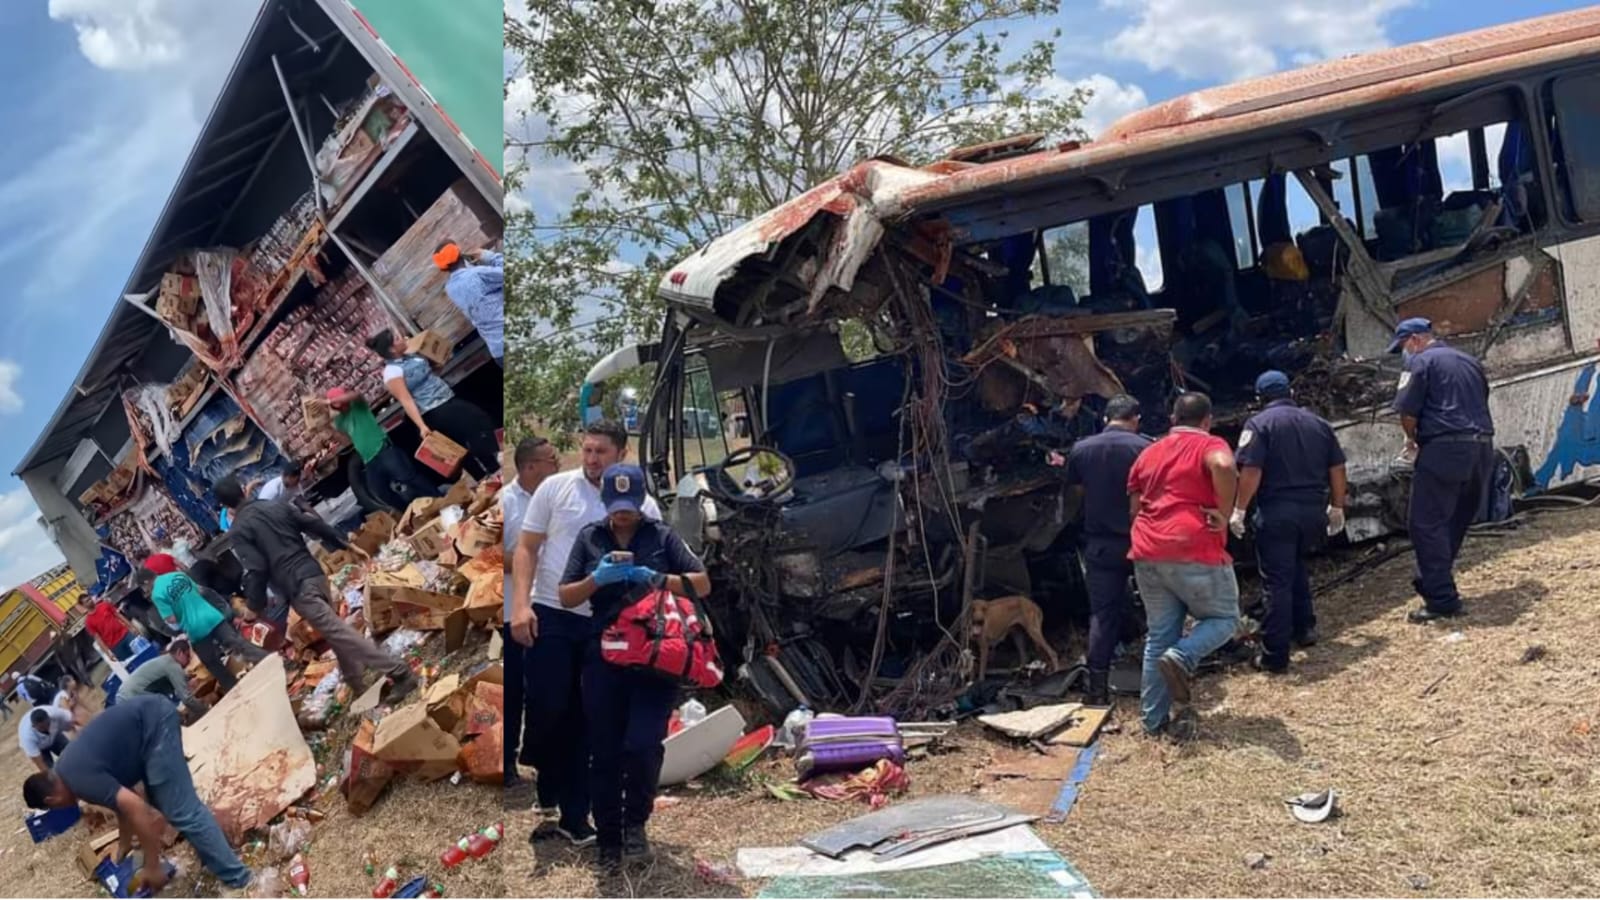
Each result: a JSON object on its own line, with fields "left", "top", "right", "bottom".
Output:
{"left": 0, "top": 631, "right": 505, "bottom": 898}
{"left": 505, "top": 504, "right": 1600, "bottom": 898}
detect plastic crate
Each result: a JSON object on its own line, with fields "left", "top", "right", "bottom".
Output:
{"left": 25, "top": 805, "right": 81, "bottom": 843}
{"left": 104, "top": 643, "right": 165, "bottom": 708}
{"left": 94, "top": 856, "right": 177, "bottom": 898}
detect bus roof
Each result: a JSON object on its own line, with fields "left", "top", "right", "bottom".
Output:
{"left": 661, "top": 5, "right": 1600, "bottom": 315}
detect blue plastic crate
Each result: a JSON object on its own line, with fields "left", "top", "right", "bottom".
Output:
{"left": 94, "top": 856, "right": 177, "bottom": 898}
{"left": 104, "top": 644, "right": 164, "bottom": 708}
{"left": 25, "top": 805, "right": 81, "bottom": 843}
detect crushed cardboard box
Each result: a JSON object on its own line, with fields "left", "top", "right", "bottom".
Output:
{"left": 453, "top": 507, "right": 502, "bottom": 560}
{"left": 372, "top": 701, "right": 462, "bottom": 782}
{"left": 406, "top": 330, "right": 452, "bottom": 368}
{"left": 364, "top": 566, "right": 465, "bottom": 634}
{"left": 342, "top": 718, "right": 396, "bottom": 814}
{"left": 464, "top": 572, "right": 503, "bottom": 626}
{"left": 350, "top": 511, "right": 397, "bottom": 555}
{"left": 396, "top": 478, "right": 475, "bottom": 536}
{"left": 407, "top": 517, "right": 450, "bottom": 560}
{"left": 457, "top": 680, "right": 504, "bottom": 784}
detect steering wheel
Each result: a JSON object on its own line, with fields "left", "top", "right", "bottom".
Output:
{"left": 704, "top": 446, "right": 797, "bottom": 505}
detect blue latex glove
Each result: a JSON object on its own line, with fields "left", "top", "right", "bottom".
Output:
{"left": 592, "top": 558, "right": 630, "bottom": 586}
{"left": 626, "top": 566, "right": 659, "bottom": 585}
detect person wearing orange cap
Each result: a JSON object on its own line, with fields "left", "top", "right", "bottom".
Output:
{"left": 326, "top": 387, "right": 443, "bottom": 511}
{"left": 433, "top": 240, "right": 502, "bottom": 366}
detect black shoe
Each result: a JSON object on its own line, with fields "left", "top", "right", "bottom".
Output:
{"left": 596, "top": 845, "right": 623, "bottom": 873}
{"left": 622, "top": 826, "right": 653, "bottom": 860}
{"left": 382, "top": 670, "right": 419, "bottom": 703}
{"left": 1157, "top": 653, "right": 1192, "bottom": 704}
{"left": 1408, "top": 606, "right": 1464, "bottom": 624}
{"left": 1293, "top": 628, "right": 1320, "bottom": 648}
{"left": 1083, "top": 670, "right": 1110, "bottom": 707}
{"left": 1252, "top": 655, "right": 1288, "bottom": 675}
{"left": 1156, "top": 709, "right": 1198, "bottom": 742}
{"left": 557, "top": 821, "right": 597, "bottom": 848}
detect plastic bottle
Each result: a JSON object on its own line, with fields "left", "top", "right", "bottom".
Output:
{"left": 465, "top": 822, "right": 503, "bottom": 858}
{"left": 678, "top": 699, "right": 708, "bottom": 727}
{"left": 439, "top": 836, "right": 471, "bottom": 868}
{"left": 777, "top": 706, "right": 814, "bottom": 748}
{"left": 288, "top": 853, "right": 310, "bottom": 896}
{"left": 372, "top": 866, "right": 401, "bottom": 898}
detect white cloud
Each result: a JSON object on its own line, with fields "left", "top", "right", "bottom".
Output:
{"left": 0, "top": 488, "right": 65, "bottom": 593}
{"left": 1045, "top": 74, "right": 1149, "bottom": 139}
{"left": 0, "top": 361, "right": 23, "bottom": 415}
{"left": 48, "top": 0, "right": 188, "bottom": 70}
{"left": 505, "top": 192, "right": 532, "bottom": 215}
{"left": 1102, "top": 0, "right": 1416, "bottom": 82}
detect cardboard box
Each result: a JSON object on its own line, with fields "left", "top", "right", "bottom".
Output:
{"left": 301, "top": 396, "right": 332, "bottom": 433}
{"left": 161, "top": 272, "right": 200, "bottom": 301}
{"left": 395, "top": 478, "right": 475, "bottom": 535}
{"left": 423, "top": 674, "right": 468, "bottom": 735}
{"left": 316, "top": 547, "right": 361, "bottom": 576}
{"left": 464, "top": 572, "right": 503, "bottom": 626}
{"left": 372, "top": 701, "right": 462, "bottom": 782}
{"left": 364, "top": 568, "right": 465, "bottom": 633}
{"left": 406, "top": 330, "right": 453, "bottom": 368}
{"left": 457, "top": 681, "right": 504, "bottom": 784}
{"left": 454, "top": 509, "right": 503, "bottom": 560}
{"left": 350, "top": 511, "right": 397, "bottom": 555}
{"left": 416, "top": 431, "right": 468, "bottom": 478}
{"left": 342, "top": 718, "right": 395, "bottom": 814}
{"left": 407, "top": 518, "right": 449, "bottom": 560}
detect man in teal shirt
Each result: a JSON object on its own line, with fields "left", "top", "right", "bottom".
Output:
{"left": 326, "top": 387, "right": 442, "bottom": 512}
{"left": 134, "top": 567, "right": 267, "bottom": 693}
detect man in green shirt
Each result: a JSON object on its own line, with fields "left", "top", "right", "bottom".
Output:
{"left": 327, "top": 387, "right": 443, "bottom": 512}
{"left": 133, "top": 567, "right": 267, "bottom": 693}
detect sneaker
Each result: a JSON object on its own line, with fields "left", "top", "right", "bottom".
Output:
{"left": 1408, "top": 606, "right": 1464, "bottom": 624}
{"left": 557, "top": 821, "right": 597, "bottom": 848}
{"left": 622, "top": 826, "right": 653, "bottom": 860}
{"left": 1156, "top": 652, "right": 1192, "bottom": 704}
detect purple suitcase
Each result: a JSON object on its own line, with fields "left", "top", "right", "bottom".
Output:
{"left": 796, "top": 716, "right": 905, "bottom": 779}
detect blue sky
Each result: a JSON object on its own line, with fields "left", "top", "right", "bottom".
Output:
{"left": 0, "top": 0, "right": 257, "bottom": 589}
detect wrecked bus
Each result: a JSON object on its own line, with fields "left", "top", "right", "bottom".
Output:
{"left": 583, "top": 7, "right": 1600, "bottom": 717}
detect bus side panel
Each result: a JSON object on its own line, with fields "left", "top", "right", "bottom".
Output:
{"left": 1555, "top": 234, "right": 1600, "bottom": 350}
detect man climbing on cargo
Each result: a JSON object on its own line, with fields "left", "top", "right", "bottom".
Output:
{"left": 1230, "top": 371, "right": 1349, "bottom": 673}
{"left": 1126, "top": 392, "right": 1241, "bottom": 739}
{"left": 433, "top": 240, "right": 503, "bottom": 367}
{"left": 511, "top": 420, "right": 660, "bottom": 849}
{"left": 1389, "top": 317, "right": 1495, "bottom": 623}
{"left": 215, "top": 475, "right": 419, "bottom": 703}
{"left": 325, "top": 387, "right": 444, "bottom": 511}
{"left": 22, "top": 694, "right": 253, "bottom": 892}
{"left": 132, "top": 564, "right": 268, "bottom": 694}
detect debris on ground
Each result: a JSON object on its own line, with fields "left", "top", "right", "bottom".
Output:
{"left": 1519, "top": 644, "right": 1548, "bottom": 664}
{"left": 1284, "top": 789, "right": 1338, "bottom": 824}
{"left": 1243, "top": 852, "right": 1270, "bottom": 870}
{"left": 804, "top": 759, "right": 910, "bottom": 808}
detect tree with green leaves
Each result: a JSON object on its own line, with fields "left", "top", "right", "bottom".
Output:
{"left": 504, "top": 0, "right": 1089, "bottom": 436}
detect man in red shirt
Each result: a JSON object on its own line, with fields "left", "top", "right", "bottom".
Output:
{"left": 1126, "top": 392, "right": 1241, "bottom": 738}
{"left": 85, "top": 601, "right": 136, "bottom": 661}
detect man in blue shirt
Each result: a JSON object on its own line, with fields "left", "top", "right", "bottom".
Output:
{"left": 1065, "top": 395, "right": 1151, "bottom": 705}
{"left": 1390, "top": 318, "right": 1494, "bottom": 623}
{"left": 23, "top": 695, "right": 252, "bottom": 891}
{"left": 433, "top": 241, "right": 503, "bottom": 365}
{"left": 1231, "top": 371, "right": 1348, "bottom": 672}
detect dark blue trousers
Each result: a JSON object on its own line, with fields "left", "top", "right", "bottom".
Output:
{"left": 581, "top": 646, "right": 677, "bottom": 849}
{"left": 1409, "top": 441, "right": 1494, "bottom": 613}
{"left": 503, "top": 623, "right": 529, "bottom": 782}
{"left": 1082, "top": 537, "right": 1134, "bottom": 672}
{"left": 1253, "top": 501, "right": 1324, "bottom": 669}
{"left": 526, "top": 605, "right": 591, "bottom": 827}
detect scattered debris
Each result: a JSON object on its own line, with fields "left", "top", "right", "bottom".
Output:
{"left": 1440, "top": 631, "right": 1466, "bottom": 644}
{"left": 695, "top": 858, "right": 740, "bottom": 886}
{"left": 1044, "top": 744, "right": 1099, "bottom": 825}
{"left": 1406, "top": 874, "right": 1432, "bottom": 890}
{"left": 796, "top": 716, "right": 905, "bottom": 779}
{"left": 1519, "top": 644, "right": 1547, "bottom": 664}
{"left": 662, "top": 704, "right": 748, "bottom": 786}
{"left": 979, "top": 703, "right": 1082, "bottom": 740}
{"left": 806, "top": 760, "right": 911, "bottom": 808}
{"left": 738, "top": 825, "right": 1050, "bottom": 879}
{"left": 1284, "top": 789, "right": 1338, "bottom": 824}
{"left": 1419, "top": 673, "right": 1451, "bottom": 698}
{"left": 800, "top": 795, "right": 1035, "bottom": 860}
{"left": 1244, "top": 852, "right": 1270, "bottom": 870}
{"left": 1048, "top": 707, "right": 1112, "bottom": 747}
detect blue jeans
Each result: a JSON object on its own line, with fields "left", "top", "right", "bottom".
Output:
{"left": 144, "top": 704, "right": 251, "bottom": 888}
{"left": 1134, "top": 561, "right": 1240, "bottom": 734}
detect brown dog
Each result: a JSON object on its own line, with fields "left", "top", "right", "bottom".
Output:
{"left": 971, "top": 595, "right": 1060, "bottom": 679}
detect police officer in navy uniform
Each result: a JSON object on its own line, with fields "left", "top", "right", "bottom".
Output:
{"left": 1230, "top": 371, "right": 1348, "bottom": 673}
{"left": 557, "top": 463, "right": 710, "bottom": 872}
{"left": 1065, "top": 395, "right": 1152, "bottom": 705}
{"left": 1390, "top": 317, "right": 1494, "bottom": 622}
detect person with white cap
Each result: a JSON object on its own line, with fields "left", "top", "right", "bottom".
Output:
{"left": 1389, "top": 317, "right": 1494, "bottom": 623}
{"left": 1232, "top": 370, "right": 1348, "bottom": 673}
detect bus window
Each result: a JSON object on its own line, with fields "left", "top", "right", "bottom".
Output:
{"left": 1225, "top": 183, "right": 1256, "bottom": 270}
{"left": 1549, "top": 71, "right": 1600, "bottom": 223}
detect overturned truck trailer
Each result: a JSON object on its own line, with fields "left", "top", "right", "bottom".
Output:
{"left": 593, "top": 7, "right": 1600, "bottom": 717}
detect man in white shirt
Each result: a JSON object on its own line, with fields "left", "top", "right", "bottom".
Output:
{"left": 18, "top": 705, "right": 75, "bottom": 773}
{"left": 254, "top": 460, "right": 305, "bottom": 505}
{"left": 510, "top": 421, "right": 658, "bottom": 847}
{"left": 501, "top": 436, "right": 559, "bottom": 791}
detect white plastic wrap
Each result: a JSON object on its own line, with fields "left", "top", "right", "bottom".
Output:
{"left": 194, "top": 249, "right": 240, "bottom": 355}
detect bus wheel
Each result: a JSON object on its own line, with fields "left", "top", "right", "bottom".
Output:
{"left": 346, "top": 455, "right": 387, "bottom": 515}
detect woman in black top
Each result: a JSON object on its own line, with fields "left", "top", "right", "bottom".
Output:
{"left": 559, "top": 463, "right": 708, "bottom": 870}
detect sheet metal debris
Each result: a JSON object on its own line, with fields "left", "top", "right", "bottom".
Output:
{"left": 800, "top": 795, "right": 1036, "bottom": 860}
